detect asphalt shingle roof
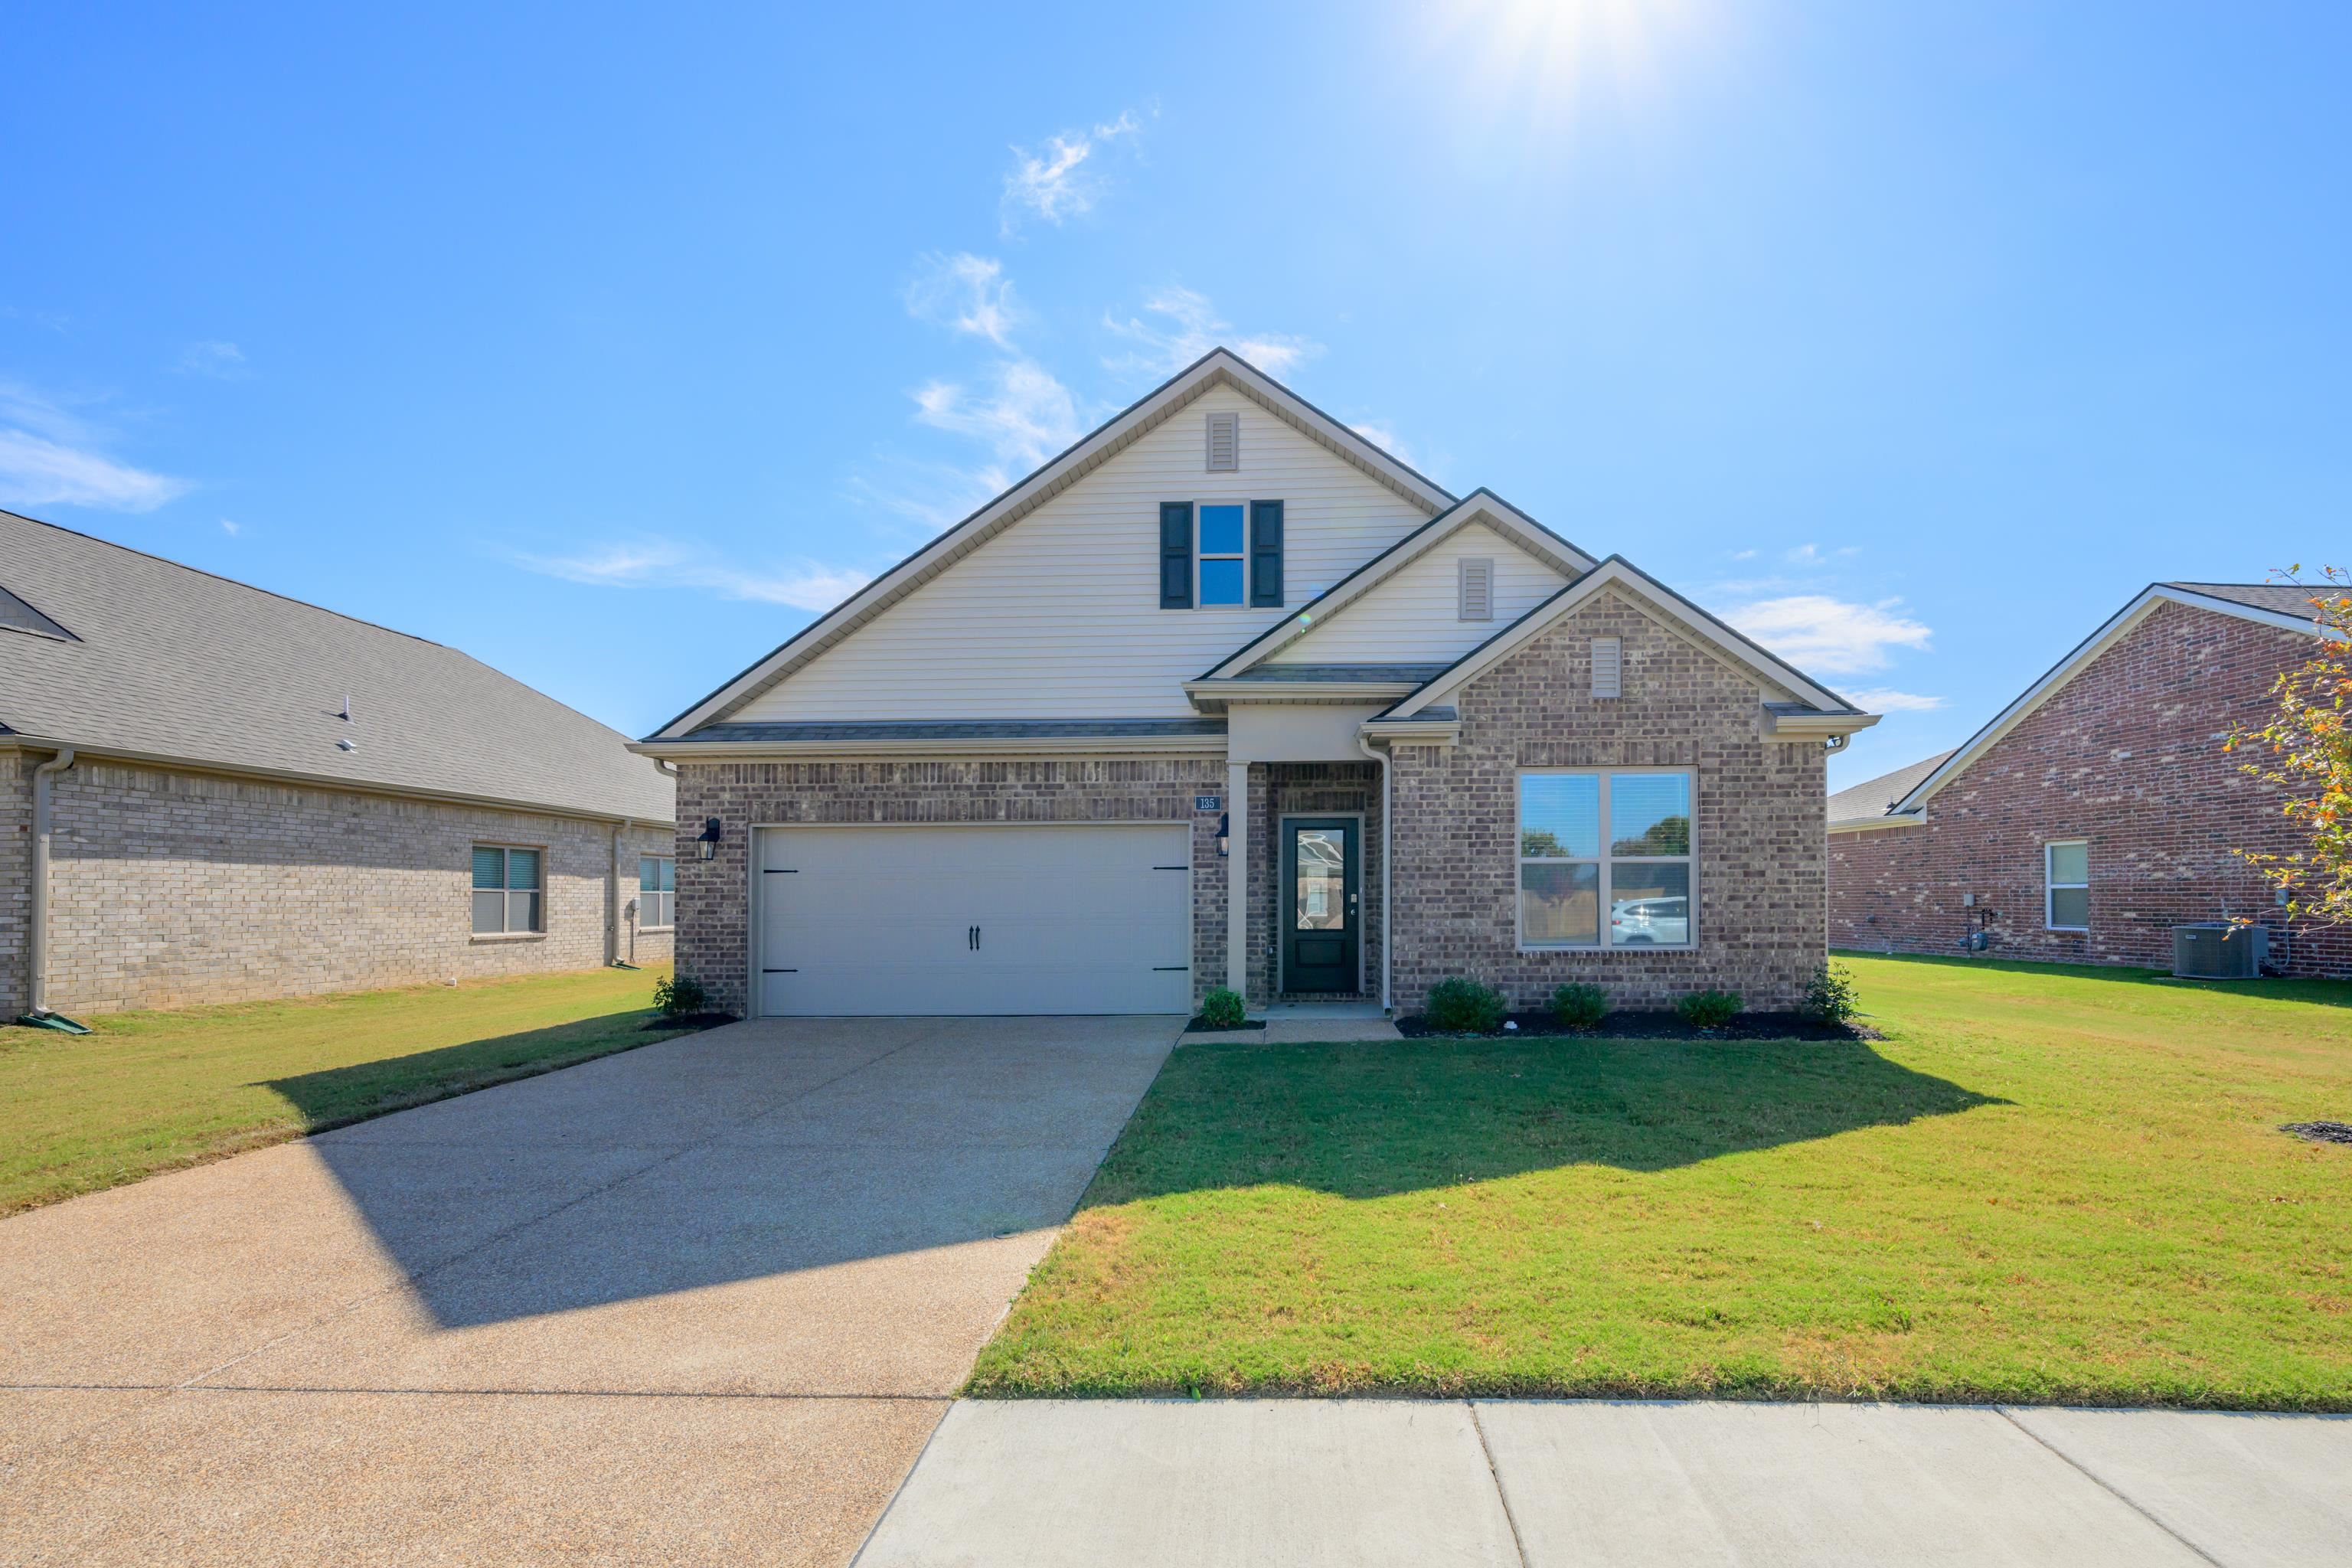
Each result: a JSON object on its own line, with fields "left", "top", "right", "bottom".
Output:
{"left": 2164, "top": 582, "right": 2341, "bottom": 618}
{"left": 684, "top": 719, "right": 1227, "bottom": 743}
{"left": 1827, "top": 750, "right": 1955, "bottom": 825}
{"left": 0, "top": 511, "right": 674, "bottom": 822}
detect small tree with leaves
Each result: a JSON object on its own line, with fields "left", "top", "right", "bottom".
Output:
{"left": 2225, "top": 566, "right": 2352, "bottom": 925}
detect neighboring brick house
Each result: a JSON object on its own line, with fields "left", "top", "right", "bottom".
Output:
{"left": 640, "top": 351, "right": 1876, "bottom": 1018}
{"left": 1, "top": 511, "right": 676, "bottom": 1019}
{"left": 1828, "top": 583, "right": 2351, "bottom": 978}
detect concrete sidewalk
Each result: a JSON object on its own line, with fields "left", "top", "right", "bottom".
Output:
{"left": 854, "top": 1398, "right": 2352, "bottom": 1567}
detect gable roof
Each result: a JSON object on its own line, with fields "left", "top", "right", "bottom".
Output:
{"left": 1197, "top": 488, "right": 1597, "bottom": 681}
{"left": 0, "top": 509, "right": 674, "bottom": 823}
{"left": 1382, "top": 556, "right": 1872, "bottom": 725}
{"left": 652, "top": 348, "right": 1461, "bottom": 740}
{"left": 1827, "top": 749, "right": 1954, "bottom": 830}
{"left": 1886, "top": 581, "right": 2343, "bottom": 818}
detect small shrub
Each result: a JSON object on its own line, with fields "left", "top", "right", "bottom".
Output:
{"left": 1800, "top": 962, "right": 1860, "bottom": 1025}
{"left": 653, "top": 974, "right": 709, "bottom": 1018}
{"left": 1550, "top": 983, "right": 1609, "bottom": 1031}
{"left": 1675, "top": 988, "right": 1743, "bottom": 1030}
{"left": 1425, "top": 977, "right": 1508, "bottom": 1033}
{"left": 1199, "top": 987, "right": 1246, "bottom": 1028}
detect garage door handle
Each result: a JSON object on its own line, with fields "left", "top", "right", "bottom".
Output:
{"left": 969, "top": 925, "right": 980, "bottom": 952}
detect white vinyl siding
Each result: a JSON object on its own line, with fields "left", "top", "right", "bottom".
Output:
{"left": 733, "top": 387, "right": 1432, "bottom": 720}
{"left": 1265, "top": 522, "right": 1567, "bottom": 667}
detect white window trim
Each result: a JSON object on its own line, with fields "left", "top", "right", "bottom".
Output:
{"left": 472, "top": 842, "right": 546, "bottom": 936}
{"left": 2045, "top": 839, "right": 2089, "bottom": 932}
{"left": 638, "top": 854, "right": 677, "bottom": 932}
{"left": 1195, "top": 498, "right": 1250, "bottom": 609}
{"left": 1517, "top": 767, "right": 1697, "bottom": 952}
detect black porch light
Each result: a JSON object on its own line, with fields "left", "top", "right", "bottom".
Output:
{"left": 695, "top": 817, "right": 723, "bottom": 861}
{"left": 1215, "top": 812, "right": 1230, "bottom": 858}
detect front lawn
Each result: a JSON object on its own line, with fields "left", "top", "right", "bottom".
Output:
{"left": 969, "top": 955, "right": 2352, "bottom": 1408}
{"left": 0, "top": 965, "right": 687, "bottom": 1215}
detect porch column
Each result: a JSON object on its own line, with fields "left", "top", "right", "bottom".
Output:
{"left": 1227, "top": 760, "right": 1250, "bottom": 998}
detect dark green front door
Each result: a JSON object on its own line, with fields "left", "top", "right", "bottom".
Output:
{"left": 1282, "top": 818, "right": 1359, "bottom": 994}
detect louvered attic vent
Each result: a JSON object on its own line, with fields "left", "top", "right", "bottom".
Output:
{"left": 1205, "top": 412, "right": 1239, "bottom": 472}
{"left": 1458, "top": 558, "right": 1494, "bottom": 622}
{"left": 1591, "top": 637, "right": 1622, "bottom": 698}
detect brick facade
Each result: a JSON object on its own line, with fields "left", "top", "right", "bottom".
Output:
{"left": 1390, "top": 586, "right": 1828, "bottom": 1013}
{"left": 2, "top": 750, "right": 672, "bottom": 1016}
{"left": 671, "top": 756, "right": 1230, "bottom": 1017}
{"left": 1828, "top": 599, "right": 2352, "bottom": 977}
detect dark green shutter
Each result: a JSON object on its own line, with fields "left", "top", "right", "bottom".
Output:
{"left": 1249, "top": 500, "right": 1284, "bottom": 607}
{"left": 1159, "top": 502, "right": 1194, "bottom": 609}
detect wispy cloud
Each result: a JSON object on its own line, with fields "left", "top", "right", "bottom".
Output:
{"left": 905, "top": 253, "right": 1020, "bottom": 348}
{"left": 1103, "top": 286, "right": 1319, "bottom": 379}
{"left": 1349, "top": 421, "right": 1415, "bottom": 466}
{"left": 220, "top": 518, "right": 241, "bottom": 536}
{"left": 1001, "top": 110, "right": 1142, "bottom": 232}
{"left": 1721, "top": 594, "right": 1932, "bottom": 676}
{"left": 911, "top": 358, "right": 1084, "bottom": 479}
{"left": 1844, "top": 687, "right": 1945, "bottom": 712}
{"left": 175, "top": 341, "right": 249, "bottom": 380}
{"left": 505, "top": 537, "right": 871, "bottom": 612}
{"left": 0, "top": 381, "right": 189, "bottom": 513}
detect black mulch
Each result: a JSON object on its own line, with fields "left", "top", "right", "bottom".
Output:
{"left": 1396, "top": 1009, "right": 1881, "bottom": 1042}
{"left": 2282, "top": 1121, "right": 2352, "bottom": 1146}
{"left": 1183, "top": 1016, "right": 1268, "bottom": 1033}
{"left": 641, "top": 1011, "right": 737, "bottom": 1032}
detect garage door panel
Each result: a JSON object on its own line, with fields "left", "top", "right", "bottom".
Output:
{"left": 755, "top": 825, "right": 1193, "bottom": 1017}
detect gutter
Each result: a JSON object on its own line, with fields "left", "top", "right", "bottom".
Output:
{"left": 24, "top": 748, "right": 89, "bottom": 1031}
{"left": 628, "top": 733, "right": 1229, "bottom": 760}
{"left": 1355, "top": 732, "right": 1393, "bottom": 1015}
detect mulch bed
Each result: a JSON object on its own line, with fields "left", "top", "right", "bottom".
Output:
{"left": 640, "top": 1012, "right": 737, "bottom": 1032}
{"left": 2282, "top": 1121, "right": 2352, "bottom": 1146}
{"left": 1183, "top": 1017, "right": 1268, "bottom": 1033}
{"left": 1396, "top": 1010, "right": 1880, "bottom": 1042}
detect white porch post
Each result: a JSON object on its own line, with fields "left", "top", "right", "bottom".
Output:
{"left": 1226, "top": 760, "right": 1250, "bottom": 998}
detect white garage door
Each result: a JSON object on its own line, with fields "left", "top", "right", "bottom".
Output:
{"left": 754, "top": 825, "right": 1194, "bottom": 1017}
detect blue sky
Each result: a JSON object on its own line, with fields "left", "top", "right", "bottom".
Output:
{"left": 5, "top": 1, "right": 2346, "bottom": 784}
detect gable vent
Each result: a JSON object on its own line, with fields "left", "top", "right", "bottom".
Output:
{"left": 1591, "top": 637, "right": 1622, "bottom": 699}
{"left": 1205, "top": 412, "right": 1239, "bottom": 472}
{"left": 1458, "top": 557, "right": 1494, "bottom": 622}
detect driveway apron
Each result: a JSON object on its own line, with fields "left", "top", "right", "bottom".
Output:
{"left": 0, "top": 1014, "right": 1178, "bottom": 1566}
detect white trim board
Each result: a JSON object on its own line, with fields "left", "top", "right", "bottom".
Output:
{"left": 652, "top": 350, "right": 1457, "bottom": 740}
{"left": 1886, "top": 583, "right": 2341, "bottom": 818}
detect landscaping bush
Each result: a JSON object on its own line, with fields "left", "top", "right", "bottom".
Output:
{"left": 1674, "top": 988, "right": 1743, "bottom": 1029}
{"left": 1424, "top": 977, "right": 1508, "bottom": 1033}
{"left": 1800, "top": 962, "right": 1861, "bottom": 1025}
{"left": 1199, "top": 987, "right": 1246, "bottom": 1029}
{"left": 653, "top": 974, "right": 710, "bottom": 1018}
{"left": 1549, "top": 983, "right": 1609, "bottom": 1030}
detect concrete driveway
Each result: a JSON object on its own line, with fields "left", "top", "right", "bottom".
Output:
{"left": 0, "top": 1015, "right": 1178, "bottom": 1566}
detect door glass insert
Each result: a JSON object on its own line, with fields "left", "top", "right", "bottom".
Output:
{"left": 1294, "top": 828, "right": 1347, "bottom": 930}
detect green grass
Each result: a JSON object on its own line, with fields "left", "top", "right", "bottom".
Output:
{"left": 969, "top": 954, "right": 2352, "bottom": 1408}
{"left": 1, "top": 965, "right": 685, "bottom": 1215}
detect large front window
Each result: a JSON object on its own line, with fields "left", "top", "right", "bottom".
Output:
{"left": 1518, "top": 769, "right": 1694, "bottom": 949}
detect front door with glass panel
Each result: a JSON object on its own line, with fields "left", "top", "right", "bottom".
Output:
{"left": 1282, "top": 818, "right": 1359, "bottom": 993}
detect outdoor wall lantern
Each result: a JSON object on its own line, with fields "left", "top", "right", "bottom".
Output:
{"left": 696, "top": 817, "right": 723, "bottom": 861}
{"left": 1216, "top": 812, "right": 1230, "bottom": 858}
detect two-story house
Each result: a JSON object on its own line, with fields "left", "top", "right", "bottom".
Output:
{"left": 636, "top": 351, "right": 1877, "bottom": 1018}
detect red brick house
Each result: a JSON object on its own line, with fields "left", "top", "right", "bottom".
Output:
{"left": 1828, "top": 582, "right": 2350, "bottom": 977}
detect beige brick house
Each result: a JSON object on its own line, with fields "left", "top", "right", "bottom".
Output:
{"left": 1827, "top": 582, "right": 2350, "bottom": 977}
{"left": 1, "top": 511, "right": 675, "bottom": 1020}
{"left": 638, "top": 351, "right": 1877, "bottom": 1018}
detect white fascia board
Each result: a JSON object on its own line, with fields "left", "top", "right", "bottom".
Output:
{"left": 1827, "top": 811, "right": 1926, "bottom": 835}
{"left": 1181, "top": 678, "right": 1421, "bottom": 710}
{"left": 1767, "top": 710, "right": 1882, "bottom": 739}
{"left": 1359, "top": 717, "right": 1460, "bottom": 746}
{"left": 1886, "top": 583, "right": 2337, "bottom": 816}
{"left": 652, "top": 350, "right": 1456, "bottom": 740}
{"left": 629, "top": 733, "right": 1229, "bottom": 761}
{"left": 1200, "top": 490, "right": 1599, "bottom": 681}
{"left": 1387, "top": 557, "right": 1861, "bottom": 719}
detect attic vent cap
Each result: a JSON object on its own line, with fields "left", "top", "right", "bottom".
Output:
{"left": 1591, "top": 637, "right": 1622, "bottom": 699}
{"left": 1459, "top": 557, "right": 1494, "bottom": 622}
{"left": 1205, "top": 412, "right": 1239, "bottom": 472}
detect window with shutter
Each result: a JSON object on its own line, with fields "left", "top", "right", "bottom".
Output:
{"left": 1159, "top": 502, "right": 1194, "bottom": 609}
{"left": 1206, "top": 413, "right": 1239, "bottom": 472}
{"left": 1459, "top": 557, "right": 1494, "bottom": 621}
{"left": 1250, "top": 499, "right": 1284, "bottom": 607}
{"left": 1591, "top": 638, "right": 1622, "bottom": 699}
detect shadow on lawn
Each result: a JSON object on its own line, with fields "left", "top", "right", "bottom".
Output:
{"left": 1086, "top": 1035, "right": 2005, "bottom": 1203}
{"left": 1835, "top": 948, "right": 2352, "bottom": 1008}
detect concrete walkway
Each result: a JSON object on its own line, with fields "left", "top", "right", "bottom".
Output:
{"left": 856, "top": 1398, "right": 2352, "bottom": 1567}
{"left": 0, "top": 1016, "right": 1178, "bottom": 1566}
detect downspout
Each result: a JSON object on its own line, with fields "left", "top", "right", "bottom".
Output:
{"left": 1356, "top": 732, "right": 1392, "bottom": 1015}
{"left": 26, "top": 749, "right": 83, "bottom": 1027}
{"left": 608, "top": 818, "right": 634, "bottom": 967}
